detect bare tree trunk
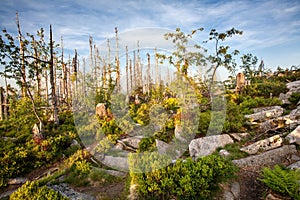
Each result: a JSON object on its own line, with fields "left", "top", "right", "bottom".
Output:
{"left": 67, "top": 55, "right": 72, "bottom": 108}
{"left": 115, "top": 27, "right": 120, "bottom": 93}
{"left": 0, "top": 87, "right": 4, "bottom": 120}
{"left": 133, "top": 50, "right": 136, "bottom": 89}
{"left": 107, "top": 39, "right": 111, "bottom": 84}
{"left": 16, "top": 12, "right": 26, "bottom": 98}
{"left": 129, "top": 58, "right": 133, "bottom": 92}
{"left": 147, "top": 53, "right": 150, "bottom": 94}
{"left": 126, "top": 46, "right": 129, "bottom": 95}
{"left": 155, "top": 48, "right": 159, "bottom": 89}
{"left": 49, "top": 25, "right": 58, "bottom": 124}
{"left": 89, "top": 36, "right": 95, "bottom": 86}
{"left": 61, "top": 36, "right": 68, "bottom": 105}
{"left": 82, "top": 57, "right": 86, "bottom": 98}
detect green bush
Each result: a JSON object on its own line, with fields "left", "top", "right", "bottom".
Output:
{"left": 260, "top": 165, "right": 300, "bottom": 199}
{"left": 129, "top": 154, "right": 237, "bottom": 199}
{"left": 10, "top": 181, "right": 69, "bottom": 200}
{"left": 242, "top": 81, "right": 288, "bottom": 98}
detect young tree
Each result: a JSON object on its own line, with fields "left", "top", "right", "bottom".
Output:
{"left": 240, "top": 53, "right": 258, "bottom": 81}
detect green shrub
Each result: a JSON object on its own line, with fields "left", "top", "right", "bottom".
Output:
{"left": 129, "top": 154, "right": 237, "bottom": 199}
{"left": 242, "top": 81, "right": 288, "bottom": 98}
{"left": 260, "top": 165, "right": 300, "bottom": 199}
{"left": 10, "top": 181, "right": 69, "bottom": 200}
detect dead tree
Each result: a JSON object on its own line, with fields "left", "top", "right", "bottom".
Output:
{"left": 126, "top": 46, "right": 129, "bottom": 95}
{"left": 16, "top": 12, "right": 26, "bottom": 98}
{"left": 49, "top": 25, "right": 58, "bottom": 124}
{"left": 115, "top": 27, "right": 120, "bottom": 93}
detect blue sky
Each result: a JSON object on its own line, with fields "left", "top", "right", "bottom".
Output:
{"left": 1, "top": 0, "right": 300, "bottom": 75}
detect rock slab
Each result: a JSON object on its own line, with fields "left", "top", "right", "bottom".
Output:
{"left": 240, "top": 135, "right": 283, "bottom": 155}
{"left": 233, "top": 145, "right": 297, "bottom": 169}
{"left": 189, "top": 134, "right": 234, "bottom": 159}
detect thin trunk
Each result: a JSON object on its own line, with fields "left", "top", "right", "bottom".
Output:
{"left": 89, "top": 36, "right": 94, "bottom": 86}
{"left": 0, "top": 87, "right": 3, "bottom": 120}
{"left": 82, "top": 57, "right": 86, "bottom": 98}
{"left": 4, "top": 70, "right": 9, "bottom": 118}
{"left": 115, "top": 27, "right": 120, "bottom": 93}
{"left": 67, "top": 55, "right": 72, "bottom": 107}
{"left": 49, "top": 25, "right": 58, "bottom": 124}
{"left": 32, "top": 37, "right": 41, "bottom": 96}
{"left": 107, "top": 39, "right": 111, "bottom": 84}
{"left": 126, "top": 46, "right": 129, "bottom": 95}
{"left": 155, "top": 48, "right": 159, "bottom": 88}
{"left": 16, "top": 12, "right": 26, "bottom": 97}
{"left": 133, "top": 51, "right": 136, "bottom": 89}
{"left": 147, "top": 53, "right": 150, "bottom": 94}
{"left": 61, "top": 36, "right": 68, "bottom": 104}
{"left": 136, "top": 41, "right": 140, "bottom": 87}
{"left": 45, "top": 69, "right": 49, "bottom": 103}
{"left": 129, "top": 58, "right": 133, "bottom": 92}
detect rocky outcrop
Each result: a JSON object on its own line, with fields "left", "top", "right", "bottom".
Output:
{"left": 233, "top": 145, "right": 297, "bottom": 169}
{"left": 240, "top": 135, "right": 283, "bottom": 155}
{"left": 189, "top": 134, "right": 234, "bottom": 159}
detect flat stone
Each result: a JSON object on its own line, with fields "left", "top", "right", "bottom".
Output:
{"left": 189, "top": 134, "right": 234, "bottom": 159}
{"left": 285, "top": 125, "right": 300, "bottom": 145}
{"left": 245, "top": 106, "right": 283, "bottom": 122}
{"left": 291, "top": 154, "right": 300, "bottom": 161}
{"left": 240, "top": 135, "right": 283, "bottom": 155}
{"left": 101, "top": 155, "right": 129, "bottom": 171}
{"left": 233, "top": 145, "right": 297, "bottom": 169}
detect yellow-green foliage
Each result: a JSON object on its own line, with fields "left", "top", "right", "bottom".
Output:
{"left": 10, "top": 181, "right": 69, "bottom": 200}
{"left": 260, "top": 165, "right": 300, "bottom": 199}
{"left": 129, "top": 154, "right": 237, "bottom": 199}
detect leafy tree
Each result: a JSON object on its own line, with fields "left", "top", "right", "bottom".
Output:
{"left": 240, "top": 53, "right": 258, "bottom": 81}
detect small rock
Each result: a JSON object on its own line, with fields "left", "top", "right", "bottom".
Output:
{"left": 219, "top": 149, "right": 231, "bottom": 157}
{"left": 287, "top": 160, "right": 300, "bottom": 170}
{"left": 240, "top": 135, "right": 283, "bottom": 155}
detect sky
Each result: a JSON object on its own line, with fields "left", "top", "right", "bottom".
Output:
{"left": 1, "top": 0, "right": 300, "bottom": 80}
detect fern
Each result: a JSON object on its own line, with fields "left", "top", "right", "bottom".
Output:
{"left": 260, "top": 165, "right": 300, "bottom": 199}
